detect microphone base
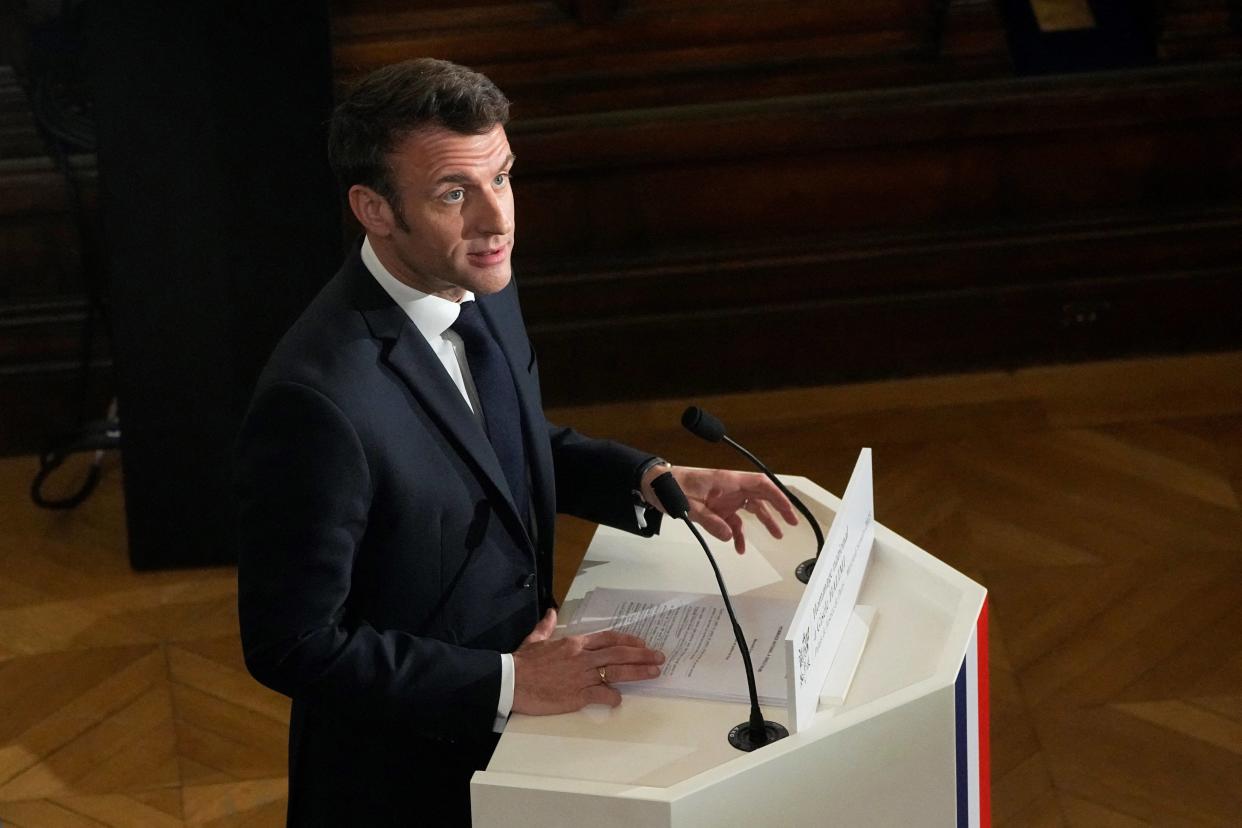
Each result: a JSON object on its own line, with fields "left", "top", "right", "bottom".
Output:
{"left": 727, "top": 720, "right": 789, "bottom": 752}
{"left": 795, "top": 558, "right": 817, "bottom": 584}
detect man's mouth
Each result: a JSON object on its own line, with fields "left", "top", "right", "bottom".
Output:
{"left": 467, "top": 243, "right": 509, "bottom": 267}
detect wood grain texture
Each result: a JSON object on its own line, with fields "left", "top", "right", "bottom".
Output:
{"left": 2, "top": 350, "right": 1241, "bottom": 824}
{"left": 331, "top": 0, "right": 968, "bottom": 116}
{"left": 5, "top": 44, "right": 1242, "bottom": 447}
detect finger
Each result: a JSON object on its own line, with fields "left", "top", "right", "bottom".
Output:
{"left": 581, "top": 629, "right": 648, "bottom": 650}
{"left": 589, "top": 644, "right": 666, "bottom": 667}
{"left": 581, "top": 684, "right": 622, "bottom": 708}
{"left": 521, "top": 608, "right": 557, "bottom": 645}
{"left": 595, "top": 663, "right": 663, "bottom": 683}
{"left": 745, "top": 477, "right": 799, "bottom": 524}
{"left": 688, "top": 505, "right": 735, "bottom": 545}
{"left": 534, "top": 608, "right": 557, "bottom": 637}
{"left": 721, "top": 510, "right": 746, "bottom": 555}
{"left": 751, "top": 500, "right": 785, "bottom": 539}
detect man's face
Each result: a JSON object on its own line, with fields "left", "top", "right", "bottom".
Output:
{"left": 370, "top": 124, "right": 516, "bottom": 300}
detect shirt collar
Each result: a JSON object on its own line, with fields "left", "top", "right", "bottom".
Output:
{"left": 361, "top": 235, "right": 474, "bottom": 341}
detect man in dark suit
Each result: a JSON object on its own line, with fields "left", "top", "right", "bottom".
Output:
{"left": 235, "top": 59, "right": 796, "bottom": 826}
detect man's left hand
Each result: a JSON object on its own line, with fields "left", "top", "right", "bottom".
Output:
{"left": 640, "top": 465, "right": 799, "bottom": 554}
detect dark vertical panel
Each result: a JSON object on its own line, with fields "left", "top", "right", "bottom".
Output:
{"left": 83, "top": 1, "right": 341, "bottom": 569}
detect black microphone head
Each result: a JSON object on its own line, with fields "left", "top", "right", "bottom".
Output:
{"left": 650, "top": 471, "right": 690, "bottom": 519}
{"left": 681, "top": 406, "right": 726, "bottom": 443}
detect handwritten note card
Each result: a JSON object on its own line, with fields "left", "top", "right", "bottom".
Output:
{"left": 784, "top": 448, "right": 875, "bottom": 732}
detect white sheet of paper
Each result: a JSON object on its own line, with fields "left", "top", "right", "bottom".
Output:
{"left": 819, "top": 605, "right": 876, "bottom": 709}
{"left": 570, "top": 522, "right": 784, "bottom": 597}
{"left": 785, "top": 448, "right": 876, "bottom": 733}
{"left": 566, "top": 587, "right": 797, "bottom": 706}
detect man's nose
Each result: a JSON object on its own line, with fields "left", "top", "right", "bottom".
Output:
{"left": 472, "top": 188, "right": 514, "bottom": 237}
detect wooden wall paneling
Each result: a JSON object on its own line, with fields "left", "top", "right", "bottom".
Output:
{"left": 5, "top": 5, "right": 1242, "bottom": 450}
{"left": 496, "top": 64, "right": 1242, "bottom": 404}
{"left": 525, "top": 265, "right": 1242, "bottom": 404}
{"left": 935, "top": 0, "right": 1013, "bottom": 72}
{"left": 0, "top": 152, "right": 103, "bottom": 454}
{"left": 506, "top": 64, "right": 1242, "bottom": 174}
{"left": 0, "top": 299, "right": 90, "bottom": 366}
{"left": 330, "top": 1, "right": 989, "bottom": 115}
{"left": 0, "top": 213, "right": 84, "bottom": 302}
{"left": 0, "top": 298, "right": 111, "bottom": 456}
{"left": 0, "top": 157, "right": 94, "bottom": 297}
{"left": 0, "top": 65, "right": 44, "bottom": 159}
{"left": 506, "top": 65, "right": 1242, "bottom": 260}
{"left": 515, "top": 207, "right": 1242, "bottom": 323}
{"left": 1155, "top": 0, "right": 1242, "bottom": 60}
{"left": 333, "top": 0, "right": 934, "bottom": 60}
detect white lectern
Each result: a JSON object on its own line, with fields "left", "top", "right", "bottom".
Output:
{"left": 472, "top": 476, "right": 990, "bottom": 827}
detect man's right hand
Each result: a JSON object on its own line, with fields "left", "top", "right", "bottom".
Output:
{"left": 511, "top": 609, "right": 665, "bottom": 715}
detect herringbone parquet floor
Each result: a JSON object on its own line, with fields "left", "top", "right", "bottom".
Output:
{"left": 2, "top": 351, "right": 1240, "bottom": 826}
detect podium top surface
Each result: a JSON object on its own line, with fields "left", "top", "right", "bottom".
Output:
{"left": 480, "top": 475, "right": 985, "bottom": 798}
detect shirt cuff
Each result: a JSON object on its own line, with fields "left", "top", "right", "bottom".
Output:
{"left": 493, "top": 652, "right": 515, "bottom": 733}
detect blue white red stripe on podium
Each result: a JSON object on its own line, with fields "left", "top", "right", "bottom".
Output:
{"left": 955, "top": 597, "right": 991, "bottom": 828}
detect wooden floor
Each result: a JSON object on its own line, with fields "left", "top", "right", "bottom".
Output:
{"left": 2, "top": 351, "right": 1241, "bottom": 826}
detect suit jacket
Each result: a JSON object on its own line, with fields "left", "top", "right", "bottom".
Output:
{"left": 235, "top": 249, "right": 661, "bottom": 826}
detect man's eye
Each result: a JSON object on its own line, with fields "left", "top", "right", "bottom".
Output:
{"left": 442, "top": 189, "right": 465, "bottom": 203}
{"left": 493, "top": 173, "right": 509, "bottom": 188}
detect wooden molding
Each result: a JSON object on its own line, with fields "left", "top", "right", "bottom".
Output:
{"left": 330, "top": 1, "right": 979, "bottom": 115}
{"left": 4, "top": 42, "right": 1242, "bottom": 444}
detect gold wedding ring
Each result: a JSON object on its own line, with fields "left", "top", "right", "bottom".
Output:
{"left": 598, "top": 666, "right": 608, "bottom": 684}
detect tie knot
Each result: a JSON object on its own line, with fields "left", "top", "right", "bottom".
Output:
{"left": 451, "top": 300, "right": 487, "bottom": 342}
{"left": 454, "top": 299, "right": 478, "bottom": 319}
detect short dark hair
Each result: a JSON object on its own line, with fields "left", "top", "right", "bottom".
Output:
{"left": 328, "top": 58, "right": 510, "bottom": 216}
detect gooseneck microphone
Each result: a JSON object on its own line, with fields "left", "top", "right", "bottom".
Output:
{"left": 681, "top": 406, "right": 826, "bottom": 583}
{"left": 651, "top": 471, "right": 789, "bottom": 751}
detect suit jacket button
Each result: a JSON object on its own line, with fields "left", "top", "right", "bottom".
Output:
{"left": 520, "top": 573, "right": 535, "bottom": 588}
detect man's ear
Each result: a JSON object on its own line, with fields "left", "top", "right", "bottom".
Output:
{"left": 348, "top": 184, "right": 397, "bottom": 236}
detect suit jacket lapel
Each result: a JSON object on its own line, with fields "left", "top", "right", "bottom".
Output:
{"left": 348, "top": 258, "right": 534, "bottom": 554}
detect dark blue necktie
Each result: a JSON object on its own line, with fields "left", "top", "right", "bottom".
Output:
{"left": 451, "top": 300, "right": 530, "bottom": 526}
